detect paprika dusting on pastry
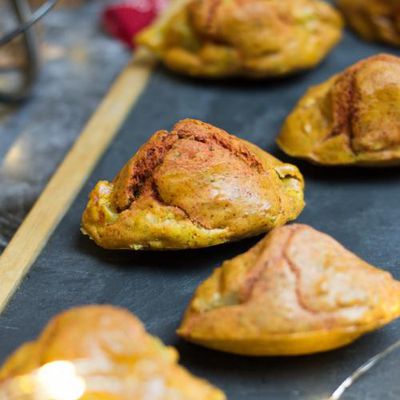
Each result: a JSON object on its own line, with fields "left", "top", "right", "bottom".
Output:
{"left": 338, "top": 0, "right": 400, "bottom": 46}
{"left": 277, "top": 54, "right": 400, "bottom": 166}
{"left": 81, "top": 119, "right": 304, "bottom": 250}
{"left": 178, "top": 224, "right": 400, "bottom": 356}
{"left": 0, "top": 305, "right": 225, "bottom": 400}
{"left": 136, "top": 0, "right": 343, "bottom": 78}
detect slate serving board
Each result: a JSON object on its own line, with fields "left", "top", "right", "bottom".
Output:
{"left": 1, "top": 21, "right": 400, "bottom": 400}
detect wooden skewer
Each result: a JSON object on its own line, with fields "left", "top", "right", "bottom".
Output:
{"left": 0, "top": 49, "right": 155, "bottom": 312}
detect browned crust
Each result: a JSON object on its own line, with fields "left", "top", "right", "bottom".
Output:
{"left": 339, "top": 0, "right": 400, "bottom": 46}
{"left": 325, "top": 54, "right": 400, "bottom": 154}
{"left": 179, "top": 224, "right": 400, "bottom": 349}
{"left": 113, "top": 119, "right": 265, "bottom": 212}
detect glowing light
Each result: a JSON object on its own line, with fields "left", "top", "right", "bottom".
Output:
{"left": 35, "top": 361, "right": 86, "bottom": 400}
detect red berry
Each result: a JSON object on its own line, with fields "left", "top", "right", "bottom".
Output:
{"left": 102, "top": 0, "right": 167, "bottom": 48}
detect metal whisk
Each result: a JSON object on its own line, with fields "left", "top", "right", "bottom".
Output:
{"left": 0, "top": 0, "right": 59, "bottom": 103}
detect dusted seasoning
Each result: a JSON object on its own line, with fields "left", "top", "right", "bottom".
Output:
{"left": 137, "top": 0, "right": 343, "bottom": 78}
{"left": 277, "top": 54, "right": 400, "bottom": 166}
{"left": 338, "top": 0, "right": 400, "bottom": 46}
{"left": 178, "top": 224, "right": 400, "bottom": 355}
{"left": 81, "top": 119, "right": 304, "bottom": 250}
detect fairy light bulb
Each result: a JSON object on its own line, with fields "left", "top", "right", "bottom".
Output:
{"left": 35, "top": 361, "right": 86, "bottom": 400}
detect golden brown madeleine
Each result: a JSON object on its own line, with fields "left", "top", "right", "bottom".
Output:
{"left": 81, "top": 119, "right": 304, "bottom": 250}
{"left": 178, "top": 224, "right": 400, "bottom": 356}
{"left": 338, "top": 0, "right": 400, "bottom": 46}
{"left": 0, "top": 305, "right": 225, "bottom": 400}
{"left": 136, "top": 0, "right": 343, "bottom": 78}
{"left": 277, "top": 54, "right": 400, "bottom": 166}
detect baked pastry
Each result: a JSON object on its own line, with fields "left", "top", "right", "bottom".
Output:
{"left": 81, "top": 119, "right": 304, "bottom": 250}
{"left": 136, "top": 0, "right": 343, "bottom": 78}
{"left": 0, "top": 305, "right": 225, "bottom": 400}
{"left": 338, "top": 0, "right": 400, "bottom": 46}
{"left": 178, "top": 224, "right": 400, "bottom": 356}
{"left": 277, "top": 54, "right": 400, "bottom": 166}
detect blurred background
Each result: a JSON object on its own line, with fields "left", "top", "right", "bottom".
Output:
{"left": 0, "top": 0, "right": 130, "bottom": 252}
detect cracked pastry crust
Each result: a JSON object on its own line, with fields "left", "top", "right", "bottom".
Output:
{"left": 81, "top": 119, "right": 304, "bottom": 250}
{"left": 136, "top": 0, "right": 343, "bottom": 78}
{"left": 277, "top": 54, "right": 400, "bottom": 166}
{"left": 338, "top": 0, "right": 400, "bottom": 46}
{"left": 178, "top": 224, "right": 400, "bottom": 356}
{"left": 0, "top": 305, "right": 225, "bottom": 400}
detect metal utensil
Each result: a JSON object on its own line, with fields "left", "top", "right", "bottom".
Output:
{"left": 0, "top": 0, "right": 59, "bottom": 103}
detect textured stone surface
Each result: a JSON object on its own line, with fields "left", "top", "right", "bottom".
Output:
{"left": 0, "top": 0, "right": 130, "bottom": 251}
{"left": 0, "top": 24, "right": 400, "bottom": 398}
{"left": 1, "top": 3, "right": 400, "bottom": 397}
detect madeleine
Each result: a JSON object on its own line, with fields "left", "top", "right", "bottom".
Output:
{"left": 338, "top": 0, "right": 400, "bottom": 46}
{"left": 82, "top": 119, "right": 304, "bottom": 250}
{"left": 178, "top": 224, "right": 400, "bottom": 356}
{"left": 277, "top": 54, "right": 400, "bottom": 166}
{"left": 0, "top": 305, "right": 225, "bottom": 400}
{"left": 137, "top": 0, "right": 343, "bottom": 78}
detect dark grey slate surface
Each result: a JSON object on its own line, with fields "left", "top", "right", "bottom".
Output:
{"left": 1, "top": 25, "right": 400, "bottom": 399}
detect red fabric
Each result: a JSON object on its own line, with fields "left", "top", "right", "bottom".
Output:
{"left": 102, "top": 0, "right": 167, "bottom": 48}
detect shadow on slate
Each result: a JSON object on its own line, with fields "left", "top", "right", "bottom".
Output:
{"left": 1, "top": 24, "right": 400, "bottom": 400}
